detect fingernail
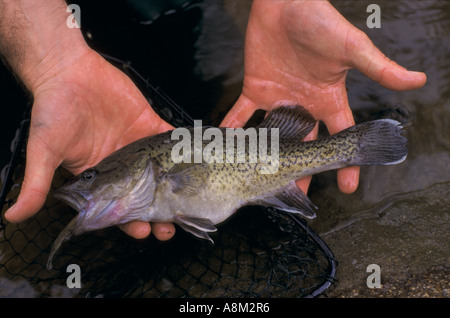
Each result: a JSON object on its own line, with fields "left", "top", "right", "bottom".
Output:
{"left": 337, "top": 167, "right": 360, "bottom": 194}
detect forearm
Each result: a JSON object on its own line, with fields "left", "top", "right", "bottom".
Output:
{"left": 0, "top": 0, "right": 89, "bottom": 92}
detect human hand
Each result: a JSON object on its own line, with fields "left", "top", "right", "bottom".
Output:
{"left": 221, "top": 0, "right": 426, "bottom": 194}
{"left": 4, "top": 48, "right": 176, "bottom": 241}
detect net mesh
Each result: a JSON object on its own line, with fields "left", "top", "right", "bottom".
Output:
{"left": 0, "top": 57, "right": 337, "bottom": 298}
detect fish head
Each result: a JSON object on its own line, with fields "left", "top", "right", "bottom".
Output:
{"left": 48, "top": 152, "right": 158, "bottom": 269}
{"left": 54, "top": 153, "right": 158, "bottom": 234}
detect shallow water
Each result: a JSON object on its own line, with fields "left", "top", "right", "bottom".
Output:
{"left": 0, "top": 0, "right": 449, "bottom": 297}
{"left": 310, "top": 0, "right": 450, "bottom": 227}
{"left": 310, "top": 0, "right": 450, "bottom": 296}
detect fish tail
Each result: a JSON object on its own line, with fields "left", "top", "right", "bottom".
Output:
{"left": 349, "top": 119, "right": 408, "bottom": 166}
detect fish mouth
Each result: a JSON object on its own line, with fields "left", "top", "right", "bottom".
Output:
{"left": 54, "top": 188, "right": 125, "bottom": 232}
{"left": 53, "top": 189, "right": 87, "bottom": 212}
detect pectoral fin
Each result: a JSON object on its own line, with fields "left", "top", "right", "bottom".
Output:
{"left": 174, "top": 215, "right": 217, "bottom": 243}
{"left": 252, "top": 181, "right": 318, "bottom": 218}
{"left": 165, "top": 162, "right": 210, "bottom": 196}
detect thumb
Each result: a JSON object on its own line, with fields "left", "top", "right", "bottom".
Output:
{"left": 4, "top": 135, "right": 60, "bottom": 223}
{"left": 349, "top": 30, "right": 427, "bottom": 90}
{"left": 220, "top": 94, "right": 258, "bottom": 128}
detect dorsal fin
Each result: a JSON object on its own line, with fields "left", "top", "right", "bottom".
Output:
{"left": 257, "top": 105, "right": 316, "bottom": 139}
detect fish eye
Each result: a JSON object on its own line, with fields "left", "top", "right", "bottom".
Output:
{"left": 80, "top": 169, "right": 97, "bottom": 182}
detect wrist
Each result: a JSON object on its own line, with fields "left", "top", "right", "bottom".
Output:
{"left": 0, "top": 0, "right": 90, "bottom": 93}
{"left": 22, "top": 28, "right": 90, "bottom": 94}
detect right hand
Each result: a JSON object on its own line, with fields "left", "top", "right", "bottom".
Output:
{"left": 221, "top": 0, "right": 426, "bottom": 195}
{"left": 4, "top": 48, "right": 176, "bottom": 241}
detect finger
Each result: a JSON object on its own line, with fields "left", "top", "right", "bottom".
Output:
{"left": 220, "top": 94, "right": 258, "bottom": 128}
{"left": 349, "top": 30, "right": 427, "bottom": 90}
{"left": 322, "top": 107, "right": 355, "bottom": 136}
{"left": 4, "top": 138, "right": 59, "bottom": 223}
{"left": 322, "top": 107, "right": 360, "bottom": 194}
{"left": 151, "top": 222, "right": 176, "bottom": 241}
{"left": 336, "top": 166, "right": 360, "bottom": 194}
{"left": 295, "top": 176, "right": 312, "bottom": 194}
{"left": 119, "top": 221, "right": 151, "bottom": 239}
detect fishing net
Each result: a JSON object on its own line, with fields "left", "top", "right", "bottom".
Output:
{"left": 0, "top": 57, "right": 337, "bottom": 298}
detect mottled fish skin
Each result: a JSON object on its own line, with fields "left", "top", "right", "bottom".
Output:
{"left": 47, "top": 105, "right": 407, "bottom": 269}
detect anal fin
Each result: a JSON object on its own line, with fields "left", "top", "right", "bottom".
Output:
{"left": 252, "top": 181, "right": 318, "bottom": 218}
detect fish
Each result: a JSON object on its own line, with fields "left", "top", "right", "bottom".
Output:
{"left": 46, "top": 105, "right": 407, "bottom": 269}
